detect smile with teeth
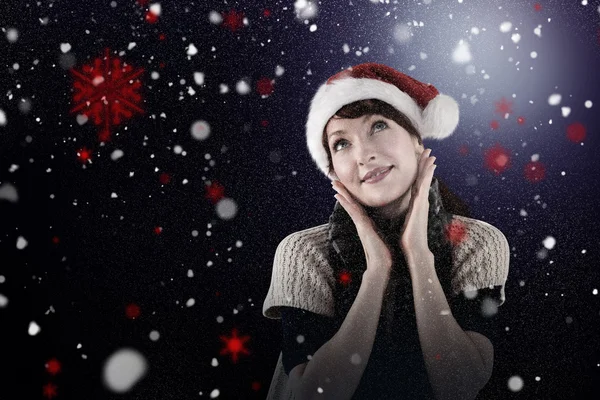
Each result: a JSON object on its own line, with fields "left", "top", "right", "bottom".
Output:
{"left": 364, "top": 167, "right": 391, "bottom": 183}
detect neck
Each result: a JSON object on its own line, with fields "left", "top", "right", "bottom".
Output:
{"left": 365, "top": 188, "right": 412, "bottom": 230}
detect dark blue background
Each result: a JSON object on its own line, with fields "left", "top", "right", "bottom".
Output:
{"left": 1, "top": 0, "right": 599, "bottom": 399}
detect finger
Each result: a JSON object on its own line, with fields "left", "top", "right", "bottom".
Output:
{"left": 419, "top": 148, "right": 432, "bottom": 176}
{"left": 333, "top": 187, "right": 357, "bottom": 218}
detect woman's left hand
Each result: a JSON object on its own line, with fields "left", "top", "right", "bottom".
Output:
{"left": 399, "top": 148, "right": 437, "bottom": 256}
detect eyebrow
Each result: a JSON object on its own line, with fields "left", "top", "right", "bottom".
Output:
{"left": 327, "top": 115, "right": 382, "bottom": 141}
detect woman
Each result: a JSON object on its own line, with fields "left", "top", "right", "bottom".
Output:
{"left": 262, "top": 63, "right": 510, "bottom": 400}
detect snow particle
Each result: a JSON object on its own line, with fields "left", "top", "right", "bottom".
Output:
{"left": 187, "top": 43, "right": 198, "bottom": 56}
{"left": 296, "top": 334, "right": 305, "bottom": 344}
{"left": 294, "top": 0, "right": 318, "bottom": 20}
{"left": 149, "top": 3, "right": 162, "bottom": 16}
{"left": 6, "top": 28, "right": 19, "bottom": 43}
{"left": 0, "top": 183, "right": 18, "bottom": 203}
{"left": 393, "top": 24, "right": 412, "bottom": 43}
{"left": 452, "top": 40, "right": 472, "bottom": 64}
{"left": 592, "top": 288, "right": 598, "bottom": 295}
{"left": 76, "top": 114, "right": 88, "bottom": 125}
{"left": 190, "top": 120, "right": 211, "bottom": 141}
{"left": 511, "top": 33, "right": 521, "bottom": 43}
{"left": 530, "top": 51, "right": 538, "bottom": 59}
{"left": 542, "top": 236, "right": 556, "bottom": 250}
{"left": 0, "top": 108, "right": 6, "bottom": 126}
{"left": 16, "top": 236, "right": 28, "bottom": 250}
{"left": 561, "top": 107, "right": 571, "bottom": 117}
{"left": 215, "top": 197, "right": 238, "bottom": 220}
{"left": 500, "top": 21, "right": 513, "bottom": 33}
{"left": 309, "top": 24, "right": 317, "bottom": 32}
{"left": 102, "top": 348, "right": 148, "bottom": 393}
{"left": 0, "top": 293, "right": 8, "bottom": 308}
{"left": 508, "top": 375, "right": 524, "bottom": 392}
{"left": 149, "top": 330, "right": 160, "bottom": 341}
{"left": 236, "top": 79, "right": 251, "bottom": 95}
{"left": 548, "top": 94, "right": 561, "bottom": 106}
{"left": 60, "top": 43, "right": 72, "bottom": 53}
{"left": 350, "top": 353, "right": 362, "bottom": 365}
{"left": 110, "top": 149, "right": 124, "bottom": 161}
{"left": 28, "top": 321, "right": 41, "bottom": 336}
{"left": 194, "top": 72, "right": 205, "bottom": 85}
{"left": 208, "top": 10, "right": 223, "bottom": 24}
{"left": 186, "top": 298, "right": 195, "bottom": 307}
{"left": 584, "top": 100, "right": 592, "bottom": 108}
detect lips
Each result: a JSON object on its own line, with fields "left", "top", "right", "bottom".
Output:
{"left": 362, "top": 166, "right": 392, "bottom": 183}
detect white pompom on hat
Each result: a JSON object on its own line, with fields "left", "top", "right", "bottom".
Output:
{"left": 306, "top": 63, "right": 459, "bottom": 180}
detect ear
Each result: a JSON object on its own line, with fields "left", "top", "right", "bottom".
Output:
{"left": 412, "top": 136, "right": 425, "bottom": 157}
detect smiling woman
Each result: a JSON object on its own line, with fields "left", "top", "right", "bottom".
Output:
{"left": 263, "top": 63, "right": 510, "bottom": 400}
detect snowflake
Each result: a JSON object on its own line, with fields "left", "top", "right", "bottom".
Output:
{"left": 70, "top": 48, "right": 144, "bottom": 142}
{"left": 219, "top": 328, "right": 251, "bottom": 363}
{"left": 222, "top": 9, "right": 245, "bottom": 32}
{"left": 42, "top": 382, "right": 58, "bottom": 399}
{"left": 494, "top": 97, "right": 513, "bottom": 116}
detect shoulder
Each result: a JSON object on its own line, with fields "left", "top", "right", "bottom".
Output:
{"left": 274, "top": 223, "right": 330, "bottom": 263}
{"left": 448, "top": 215, "right": 510, "bottom": 305}
{"left": 263, "top": 223, "right": 336, "bottom": 320}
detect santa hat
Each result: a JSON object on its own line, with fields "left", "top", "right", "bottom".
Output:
{"left": 306, "top": 63, "right": 459, "bottom": 179}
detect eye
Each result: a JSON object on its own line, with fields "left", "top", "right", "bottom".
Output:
{"left": 331, "top": 120, "right": 388, "bottom": 152}
{"left": 332, "top": 138, "right": 347, "bottom": 152}
{"left": 373, "top": 120, "right": 388, "bottom": 131}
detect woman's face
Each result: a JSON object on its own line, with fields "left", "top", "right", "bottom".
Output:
{"left": 325, "top": 113, "right": 424, "bottom": 217}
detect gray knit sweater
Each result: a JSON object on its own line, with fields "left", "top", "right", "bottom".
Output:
{"left": 262, "top": 213, "right": 510, "bottom": 399}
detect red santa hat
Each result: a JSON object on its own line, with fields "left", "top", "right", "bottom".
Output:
{"left": 306, "top": 62, "right": 459, "bottom": 179}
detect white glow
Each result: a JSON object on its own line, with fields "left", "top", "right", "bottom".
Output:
{"left": 452, "top": 40, "right": 472, "bottom": 64}
{"left": 103, "top": 348, "right": 148, "bottom": 393}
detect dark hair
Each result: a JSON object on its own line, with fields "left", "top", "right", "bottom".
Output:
{"left": 321, "top": 98, "right": 471, "bottom": 218}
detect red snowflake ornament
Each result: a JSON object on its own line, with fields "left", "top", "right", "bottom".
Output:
{"left": 219, "top": 328, "right": 251, "bottom": 363}
{"left": 338, "top": 270, "right": 352, "bottom": 287}
{"left": 145, "top": 10, "right": 159, "bottom": 24}
{"left": 256, "top": 77, "right": 274, "bottom": 96}
{"left": 70, "top": 48, "right": 145, "bottom": 142}
{"left": 524, "top": 161, "right": 546, "bottom": 183}
{"left": 484, "top": 143, "right": 512, "bottom": 175}
{"left": 566, "top": 122, "right": 586, "bottom": 143}
{"left": 42, "top": 382, "right": 58, "bottom": 399}
{"left": 222, "top": 9, "right": 245, "bottom": 32}
{"left": 77, "top": 146, "right": 92, "bottom": 163}
{"left": 45, "top": 358, "right": 62, "bottom": 375}
{"left": 159, "top": 172, "right": 171, "bottom": 185}
{"left": 125, "top": 303, "right": 141, "bottom": 319}
{"left": 445, "top": 219, "right": 468, "bottom": 246}
{"left": 205, "top": 181, "right": 226, "bottom": 204}
{"left": 494, "top": 97, "right": 513, "bottom": 116}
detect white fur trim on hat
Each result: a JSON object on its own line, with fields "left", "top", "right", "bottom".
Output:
{"left": 305, "top": 77, "right": 459, "bottom": 179}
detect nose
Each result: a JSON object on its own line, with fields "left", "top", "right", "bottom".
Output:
{"left": 357, "top": 142, "right": 378, "bottom": 165}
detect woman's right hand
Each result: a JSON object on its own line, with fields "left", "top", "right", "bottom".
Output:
{"left": 332, "top": 180, "right": 393, "bottom": 276}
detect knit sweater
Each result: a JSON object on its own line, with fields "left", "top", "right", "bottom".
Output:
{"left": 262, "top": 182, "right": 510, "bottom": 399}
